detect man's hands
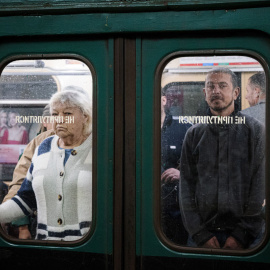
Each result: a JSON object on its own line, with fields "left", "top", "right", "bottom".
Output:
{"left": 223, "top": 236, "right": 243, "bottom": 249}
{"left": 202, "top": 236, "right": 220, "bottom": 248}
{"left": 202, "top": 236, "right": 243, "bottom": 249}
{"left": 161, "top": 168, "right": 180, "bottom": 183}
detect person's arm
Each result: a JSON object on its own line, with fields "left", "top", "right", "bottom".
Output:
{"left": 2, "top": 129, "right": 55, "bottom": 203}
{"left": 0, "top": 199, "right": 26, "bottom": 223}
{"left": 230, "top": 135, "right": 265, "bottom": 247}
{"left": 2, "top": 139, "right": 35, "bottom": 203}
{"left": 3, "top": 185, "right": 21, "bottom": 203}
{"left": 0, "top": 163, "right": 36, "bottom": 224}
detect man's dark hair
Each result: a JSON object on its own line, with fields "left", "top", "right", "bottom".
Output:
{"left": 249, "top": 72, "right": 266, "bottom": 93}
{"left": 207, "top": 67, "right": 238, "bottom": 89}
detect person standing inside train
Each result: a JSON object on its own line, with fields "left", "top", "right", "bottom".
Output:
{"left": 2, "top": 104, "right": 54, "bottom": 240}
{"left": 161, "top": 83, "right": 192, "bottom": 244}
{"left": 241, "top": 71, "right": 266, "bottom": 124}
{"left": 179, "top": 67, "right": 265, "bottom": 249}
{"left": 0, "top": 89, "right": 92, "bottom": 241}
{"left": 1, "top": 86, "right": 90, "bottom": 240}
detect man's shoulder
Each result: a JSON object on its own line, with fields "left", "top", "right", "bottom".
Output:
{"left": 183, "top": 122, "right": 206, "bottom": 139}
{"left": 188, "top": 121, "right": 206, "bottom": 130}
{"left": 241, "top": 104, "right": 265, "bottom": 124}
{"left": 234, "top": 112, "right": 265, "bottom": 140}
{"left": 238, "top": 111, "right": 263, "bottom": 127}
{"left": 241, "top": 106, "right": 259, "bottom": 116}
{"left": 241, "top": 106, "right": 253, "bottom": 114}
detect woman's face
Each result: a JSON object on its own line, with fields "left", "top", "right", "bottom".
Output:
{"left": 0, "top": 112, "right": 7, "bottom": 126}
{"left": 9, "top": 113, "right": 18, "bottom": 127}
{"left": 51, "top": 103, "right": 87, "bottom": 140}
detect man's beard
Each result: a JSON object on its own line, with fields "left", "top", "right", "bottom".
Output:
{"left": 209, "top": 98, "right": 233, "bottom": 113}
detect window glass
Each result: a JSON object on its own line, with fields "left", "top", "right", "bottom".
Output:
{"left": 160, "top": 55, "right": 265, "bottom": 250}
{"left": 0, "top": 59, "right": 93, "bottom": 242}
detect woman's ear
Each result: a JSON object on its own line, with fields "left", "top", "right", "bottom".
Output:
{"left": 83, "top": 114, "right": 89, "bottom": 124}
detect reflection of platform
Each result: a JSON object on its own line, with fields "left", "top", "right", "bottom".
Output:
{"left": 0, "top": 144, "right": 26, "bottom": 164}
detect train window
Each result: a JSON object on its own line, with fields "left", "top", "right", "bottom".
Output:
{"left": 0, "top": 59, "right": 93, "bottom": 243}
{"left": 160, "top": 55, "right": 266, "bottom": 251}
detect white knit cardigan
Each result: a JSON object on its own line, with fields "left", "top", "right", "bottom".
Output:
{"left": 0, "top": 134, "right": 92, "bottom": 241}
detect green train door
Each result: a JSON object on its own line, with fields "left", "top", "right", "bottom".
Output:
{"left": 136, "top": 9, "right": 270, "bottom": 270}
{"left": 0, "top": 33, "right": 114, "bottom": 268}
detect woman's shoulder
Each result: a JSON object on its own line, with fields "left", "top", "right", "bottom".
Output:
{"left": 36, "top": 135, "right": 57, "bottom": 156}
{"left": 34, "top": 130, "right": 55, "bottom": 145}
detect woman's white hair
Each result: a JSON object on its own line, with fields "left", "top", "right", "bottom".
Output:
{"left": 49, "top": 89, "right": 92, "bottom": 136}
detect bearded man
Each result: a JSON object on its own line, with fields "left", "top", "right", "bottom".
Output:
{"left": 179, "top": 68, "right": 265, "bottom": 250}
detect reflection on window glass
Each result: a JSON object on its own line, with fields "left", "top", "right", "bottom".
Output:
{"left": 161, "top": 55, "right": 265, "bottom": 250}
{"left": 0, "top": 59, "right": 93, "bottom": 242}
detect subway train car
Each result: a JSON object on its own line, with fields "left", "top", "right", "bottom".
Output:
{"left": 0, "top": 0, "right": 269, "bottom": 269}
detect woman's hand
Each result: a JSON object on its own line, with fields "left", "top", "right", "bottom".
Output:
{"left": 18, "top": 225, "right": 31, "bottom": 240}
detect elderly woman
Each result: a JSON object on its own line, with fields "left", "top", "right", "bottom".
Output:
{"left": 0, "top": 90, "right": 92, "bottom": 241}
